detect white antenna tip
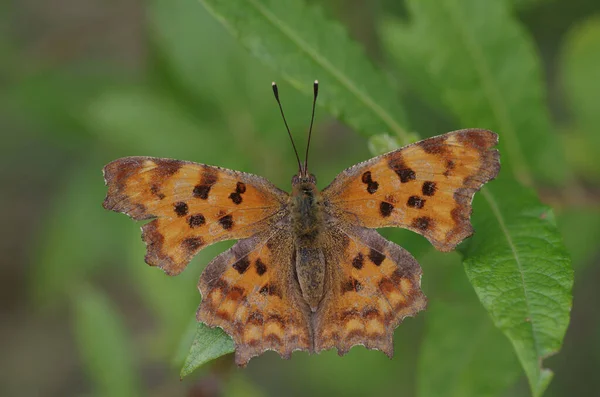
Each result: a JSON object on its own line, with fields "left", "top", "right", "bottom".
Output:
{"left": 314, "top": 80, "right": 318, "bottom": 84}
{"left": 272, "top": 81, "right": 276, "bottom": 86}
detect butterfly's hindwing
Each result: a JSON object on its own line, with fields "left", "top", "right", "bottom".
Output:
{"left": 314, "top": 226, "right": 426, "bottom": 356}
{"left": 197, "top": 232, "right": 312, "bottom": 366}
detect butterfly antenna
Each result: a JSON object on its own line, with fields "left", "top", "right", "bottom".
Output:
{"left": 272, "top": 82, "right": 303, "bottom": 175}
{"left": 303, "top": 80, "right": 318, "bottom": 175}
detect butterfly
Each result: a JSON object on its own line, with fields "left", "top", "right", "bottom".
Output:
{"left": 102, "top": 81, "right": 500, "bottom": 366}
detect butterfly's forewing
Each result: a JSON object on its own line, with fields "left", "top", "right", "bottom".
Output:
{"left": 314, "top": 226, "right": 426, "bottom": 356}
{"left": 103, "top": 157, "right": 288, "bottom": 275}
{"left": 323, "top": 129, "right": 500, "bottom": 251}
{"left": 197, "top": 231, "right": 312, "bottom": 366}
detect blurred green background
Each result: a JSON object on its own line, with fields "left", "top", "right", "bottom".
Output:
{"left": 1, "top": 0, "right": 599, "bottom": 396}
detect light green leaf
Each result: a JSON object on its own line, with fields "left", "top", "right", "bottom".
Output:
{"left": 510, "top": 0, "right": 548, "bottom": 10}
{"left": 73, "top": 286, "right": 142, "bottom": 397}
{"left": 560, "top": 15, "right": 600, "bottom": 177}
{"left": 197, "top": 0, "right": 411, "bottom": 144}
{"left": 382, "top": 0, "right": 566, "bottom": 185}
{"left": 368, "top": 133, "right": 401, "bottom": 156}
{"left": 180, "top": 322, "right": 235, "bottom": 377}
{"left": 561, "top": 15, "right": 600, "bottom": 129}
{"left": 224, "top": 374, "right": 266, "bottom": 397}
{"left": 460, "top": 177, "right": 574, "bottom": 396}
{"left": 418, "top": 253, "right": 522, "bottom": 397}
{"left": 87, "top": 87, "right": 228, "bottom": 162}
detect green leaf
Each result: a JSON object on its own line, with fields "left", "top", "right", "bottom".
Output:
{"left": 368, "top": 133, "right": 401, "bottom": 156}
{"left": 73, "top": 286, "right": 142, "bottom": 397}
{"left": 8, "top": 69, "right": 113, "bottom": 142}
{"left": 561, "top": 15, "right": 600, "bottom": 130}
{"left": 460, "top": 177, "right": 574, "bottom": 396}
{"left": 125, "top": 229, "right": 201, "bottom": 359}
{"left": 557, "top": 207, "right": 600, "bottom": 269}
{"left": 30, "top": 153, "right": 128, "bottom": 304}
{"left": 560, "top": 16, "right": 600, "bottom": 178}
{"left": 87, "top": 87, "right": 228, "bottom": 162}
{"left": 197, "top": 0, "right": 412, "bottom": 144}
{"left": 224, "top": 374, "right": 266, "bottom": 397}
{"left": 418, "top": 253, "right": 521, "bottom": 397}
{"left": 149, "top": 0, "right": 273, "bottom": 116}
{"left": 180, "top": 322, "right": 235, "bottom": 377}
{"left": 381, "top": 0, "right": 566, "bottom": 185}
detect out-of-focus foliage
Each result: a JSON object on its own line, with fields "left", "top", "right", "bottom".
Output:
{"left": 1, "top": 0, "right": 598, "bottom": 396}
{"left": 560, "top": 15, "right": 600, "bottom": 180}
{"left": 73, "top": 286, "right": 142, "bottom": 397}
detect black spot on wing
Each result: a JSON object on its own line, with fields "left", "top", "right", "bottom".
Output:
{"left": 193, "top": 171, "right": 218, "bottom": 200}
{"left": 233, "top": 257, "right": 250, "bottom": 274}
{"left": 380, "top": 201, "right": 394, "bottom": 217}
{"left": 182, "top": 237, "right": 203, "bottom": 252}
{"left": 368, "top": 249, "right": 386, "bottom": 266}
{"left": 388, "top": 157, "right": 416, "bottom": 183}
{"left": 188, "top": 214, "right": 206, "bottom": 228}
{"left": 259, "top": 284, "right": 281, "bottom": 298}
{"left": 342, "top": 278, "right": 363, "bottom": 293}
{"left": 193, "top": 185, "right": 210, "bottom": 200}
{"left": 228, "top": 181, "right": 247, "bottom": 205}
{"left": 236, "top": 182, "right": 246, "bottom": 193}
{"left": 219, "top": 214, "right": 234, "bottom": 230}
{"left": 352, "top": 253, "right": 364, "bottom": 270}
{"left": 361, "top": 171, "right": 379, "bottom": 194}
{"left": 407, "top": 196, "right": 425, "bottom": 209}
{"left": 229, "top": 192, "right": 243, "bottom": 204}
{"left": 412, "top": 216, "right": 433, "bottom": 231}
{"left": 422, "top": 181, "right": 437, "bottom": 196}
{"left": 398, "top": 168, "right": 416, "bottom": 183}
{"left": 255, "top": 258, "right": 267, "bottom": 275}
{"left": 174, "top": 202, "right": 188, "bottom": 217}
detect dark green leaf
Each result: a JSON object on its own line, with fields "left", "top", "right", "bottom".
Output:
{"left": 73, "top": 286, "right": 142, "bottom": 397}
{"left": 557, "top": 208, "right": 600, "bottom": 269}
{"left": 382, "top": 0, "right": 566, "bottom": 185}
{"left": 180, "top": 322, "right": 235, "bottom": 377}
{"left": 460, "top": 177, "right": 574, "bottom": 396}
{"left": 198, "top": 0, "right": 412, "bottom": 144}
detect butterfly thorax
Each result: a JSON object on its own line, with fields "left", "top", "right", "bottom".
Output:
{"left": 291, "top": 180, "right": 322, "bottom": 239}
{"left": 290, "top": 176, "right": 326, "bottom": 312}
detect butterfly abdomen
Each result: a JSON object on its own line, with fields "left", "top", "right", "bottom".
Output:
{"left": 291, "top": 181, "right": 327, "bottom": 311}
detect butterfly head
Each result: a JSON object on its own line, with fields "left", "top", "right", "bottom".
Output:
{"left": 291, "top": 173, "right": 317, "bottom": 187}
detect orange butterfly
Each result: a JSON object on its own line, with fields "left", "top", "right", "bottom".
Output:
{"left": 103, "top": 81, "right": 500, "bottom": 366}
